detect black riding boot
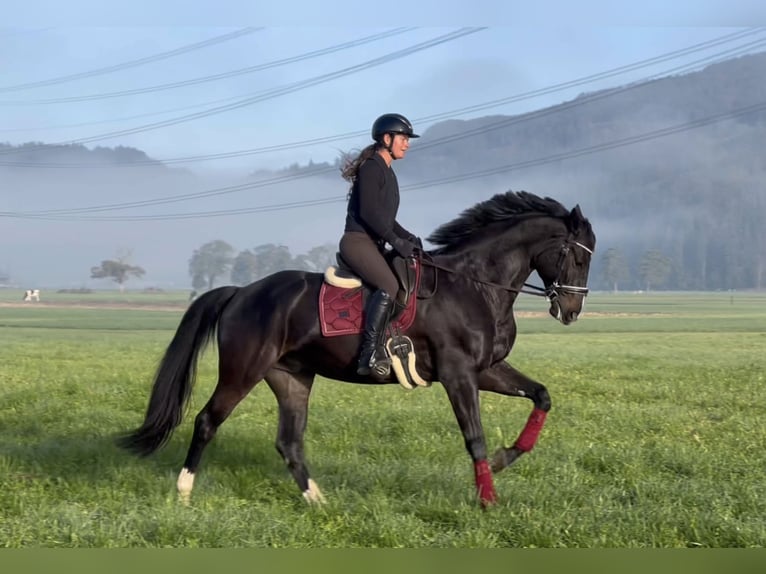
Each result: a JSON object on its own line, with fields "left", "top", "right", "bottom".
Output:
{"left": 357, "top": 289, "right": 394, "bottom": 376}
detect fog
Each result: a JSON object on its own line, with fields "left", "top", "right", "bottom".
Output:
{"left": 3, "top": 50, "right": 766, "bottom": 292}
{"left": 1, "top": 156, "right": 567, "bottom": 289}
{"left": 2, "top": 166, "right": 339, "bottom": 288}
{"left": 0, "top": 160, "right": 620, "bottom": 290}
{"left": 2, "top": 114, "right": 762, "bottom": 292}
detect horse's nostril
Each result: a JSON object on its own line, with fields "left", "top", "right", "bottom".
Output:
{"left": 569, "top": 311, "right": 579, "bottom": 323}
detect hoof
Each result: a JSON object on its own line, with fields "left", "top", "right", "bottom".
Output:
{"left": 490, "top": 446, "right": 522, "bottom": 473}
{"left": 177, "top": 468, "right": 195, "bottom": 505}
{"left": 302, "top": 479, "right": 326, "bottom": 505}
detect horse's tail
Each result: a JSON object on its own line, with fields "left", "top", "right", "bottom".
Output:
{"left": 117, "top": 285, "right": 239, "bottom": 457}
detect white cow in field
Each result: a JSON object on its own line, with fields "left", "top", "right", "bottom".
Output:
{"left": 23, "top": 289, "right": 40, "bottom": 302}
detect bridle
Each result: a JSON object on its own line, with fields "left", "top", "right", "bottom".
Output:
{"left": 417, "top": 236, "right": 593, "bottom": 300}
{"left": 544, "top": 237, "right": 593, "bottom": 301}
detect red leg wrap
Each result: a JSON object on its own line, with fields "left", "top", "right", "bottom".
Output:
{"left": 473, "top": 460, "right": 497, "bottom": 506}
{"left": 514, "top": 408, "right": 548, "bottom": 452}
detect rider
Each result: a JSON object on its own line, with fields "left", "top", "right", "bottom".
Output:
{"left": 339, "top": 113, "right": 422, "bottom": 376}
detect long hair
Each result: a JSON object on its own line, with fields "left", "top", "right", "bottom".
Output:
{"left": 340, "top": 143, "right": 379, "bottom": 184}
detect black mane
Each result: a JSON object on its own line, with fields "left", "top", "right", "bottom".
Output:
{"left": 427, "top": 190, "right": 570, "bottom": 251}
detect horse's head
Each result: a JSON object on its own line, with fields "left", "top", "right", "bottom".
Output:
{"left": 426, "top": 191, "right": 596, "bottom": 324}
{"left": 534, "top": 205, "right": 596, "bottom": 325}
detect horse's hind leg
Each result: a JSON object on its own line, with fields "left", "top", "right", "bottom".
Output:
{"left": 477, "top": 361, "right": 551, "bottom": 473}
{"left": 264, "top": 368, "right": 324, "bottom": 504}
{"left": 177, "top": 345, "right": 277, "bottom": 503}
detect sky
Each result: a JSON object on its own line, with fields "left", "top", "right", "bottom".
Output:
{"left": 2, "top": 2, "right": 765, "bottom": 172}
{"left": 1, "top": 0, "right": 766, "bottom": 287}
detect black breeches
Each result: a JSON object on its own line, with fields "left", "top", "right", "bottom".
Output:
{"left": 339, "top": 232, "right": 399, "bottom": 298}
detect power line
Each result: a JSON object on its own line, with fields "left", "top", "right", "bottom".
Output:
{"left": 2, "top": 30, "right": 764, "bottom": 223}
{"left": 403, "top": 101, "right": 766, "bottom": 190}
{"left": 3, "top": 35, "right": 763, "bottom": 219}
{"left": 0, "top": 28, "right": 484, "bottom": 155}
{"left": 4, "top": 28, "right": 764, "bottom": 168}
{"left": 0, "top": 28, "right": 415, "bottom": 105}
{"left": 0, "top": 27, "right": 56, "bottom": 39}
{"left": 410, "top": 36, "right": 766, "bottom": 153}
{"left": 0, "top": 27, "right": 263, "bottom": 93}
{"left": 14, "top": 165, "right": 339, "bottom": 216}
{"left": 0, "top": 88, "right": 277, "bottom": 134}
{"left": 5, "top": 99, "right": 763, "bottom": 221}
{"left": 413, "top": 29, "right": 766, "bottom": 124}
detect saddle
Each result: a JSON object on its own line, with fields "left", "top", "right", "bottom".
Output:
{"left": 324, "top": 251, "right": 419, "bottom": 309}
{"left": 319, "top": 252, "right": 429, "bottom": 390}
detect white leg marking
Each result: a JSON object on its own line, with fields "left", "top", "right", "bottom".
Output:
{"left": 302, "top": 479, "right": 326, "bottom": 504}
{"left": 177, "top": 467, "right": 195, "bottom": 505}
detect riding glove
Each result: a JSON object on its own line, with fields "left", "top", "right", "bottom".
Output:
{"left": 391, "top": 237, "right": 417, "bottom": 258}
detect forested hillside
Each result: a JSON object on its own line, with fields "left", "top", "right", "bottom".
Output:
{"left": 394, "top": 52, "right": 766, "bottom": 291}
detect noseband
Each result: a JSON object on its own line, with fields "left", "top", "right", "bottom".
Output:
{"left": 545, "top": 238, "right": 593, "bottom": 301}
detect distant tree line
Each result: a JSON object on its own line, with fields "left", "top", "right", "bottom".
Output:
{"left": 82, "top": 242, "right": 336, "bottom": 293}
{"left": 598, "top": 248, "right": 674, "bottom": 292}
{"left": 82, "top": 238, "right": 758, "bottom": 294}
{"left": 188, "top": 240, "right": 336, "bottom": 291}
{"left": 596, "top": 240, "right": 764, "bottom": 292}
{"left": 0, "top": 142, "right": 165, "bottom": 167}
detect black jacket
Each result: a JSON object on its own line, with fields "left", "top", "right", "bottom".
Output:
{"left": 344, "top": 153, "right": 415, "bottom": 255}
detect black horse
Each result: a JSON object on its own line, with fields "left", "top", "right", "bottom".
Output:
{"left": 119, "top": 190, "right": 596, "bottom": 507}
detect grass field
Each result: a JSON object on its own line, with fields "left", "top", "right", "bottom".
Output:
{"left": 0, "top": 289, "right": 764, "bottom": 547}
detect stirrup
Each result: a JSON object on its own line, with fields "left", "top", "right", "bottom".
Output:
{"left": 358, "top": 347, "right": 390, "bottom": 378}
{"left": 371, "top": 355, "right": 391, "bottom": 378}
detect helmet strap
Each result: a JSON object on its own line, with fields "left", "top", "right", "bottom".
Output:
{"left": 385, "top": 133, "right": 396, "bottom": 159}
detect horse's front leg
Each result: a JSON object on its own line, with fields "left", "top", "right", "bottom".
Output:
{"left": 441, "top": 366, "right": 497, "bottom": 507}
{"left": 477, "top": 361, "right": 551, "bottom": 473}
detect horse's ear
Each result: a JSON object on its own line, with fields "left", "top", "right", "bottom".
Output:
{"left": 569, "top": 204, "right": 584, "bottom": 231}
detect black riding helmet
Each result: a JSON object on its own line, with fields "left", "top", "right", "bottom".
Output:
{"left": 371, "top": 113, "right": 420, "bottom": 142}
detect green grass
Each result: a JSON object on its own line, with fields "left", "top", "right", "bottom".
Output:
{"left": 0, "top": 287, "right": 191, "bottom": 306}
{"left": 0, "top": 291, "right": 764, "bottom": 547}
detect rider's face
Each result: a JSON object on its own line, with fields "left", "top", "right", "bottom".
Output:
{"left": 387, "top": 133, "right": 410, "bottom": 160}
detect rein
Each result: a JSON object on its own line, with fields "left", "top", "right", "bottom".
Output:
{"left": 419, "top": 255, "right": 548, "bottom": 297}
{"left": 416, "top": 238, "right": 593, "bottom": 300}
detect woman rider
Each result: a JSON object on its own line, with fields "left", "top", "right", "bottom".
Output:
{"left": 339, "top": 113, "right": 421, "bottom": 376}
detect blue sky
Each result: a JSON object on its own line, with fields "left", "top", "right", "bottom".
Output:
{"left": 2, "top": 2, "right": 765, "bottom": 173}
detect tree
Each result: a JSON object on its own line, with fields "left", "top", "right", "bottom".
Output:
{"left": 230, "top": 249, "right": 258, "bottom": 286}
{"left": 293, "top": 244, "right": 336, "bottom": 273}
{"left": 253, "top": 244, "right": 293, "bottom": 279}
{"left": 90, "top": 253, "right": 145, "bottom": 292}
{"left": 639, "top": 249, "right": 672, "bottom": 291}
{"left": 189, "top": 240, "right": 234, "bottom": 291}
{"left": 191, "top": 272, "right": 207, "bottom": 291}
{"left": 600, "top": 247, "right": 630, "bottom": 292}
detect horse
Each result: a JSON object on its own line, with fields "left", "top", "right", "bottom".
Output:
{"left": 118, "top": 190, "right": 596, "bottom": 507}
{"left": 23, "top": 289, "right": 40, "bottom": 302}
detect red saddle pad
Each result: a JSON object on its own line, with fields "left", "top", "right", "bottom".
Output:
{"left": 318, "top": 267, "right": 419, "bottom": 337}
